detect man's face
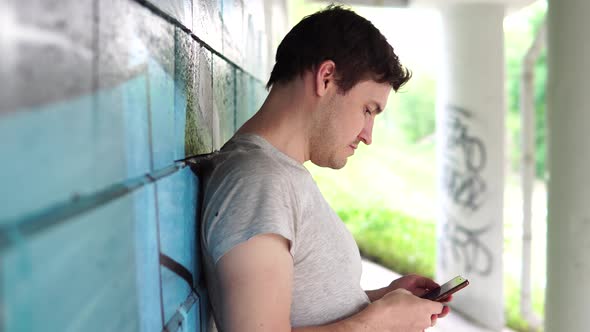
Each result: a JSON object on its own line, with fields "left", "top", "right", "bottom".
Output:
{"left": 310, "top": 80, "right": 391, "bottom": 169}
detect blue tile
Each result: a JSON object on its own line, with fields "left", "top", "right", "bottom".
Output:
{"left": 161, "top": 268, "right": 191, "bottom": 324}
{"left": 133, "top": 184, "right": 163, "bottom": 332}
{"left": 156, "top": 168, "right": 199, "bottom": 283}
{"left": 0, "top": 95, "right": 95, "bottom": 221}
{"left": 155, "top": 167, "right": 204, "bottom": 325}
{"left": 186, "top": 300, "right": 199, "bottom": 331}
{"left": 1, "top": 191, "right": 146, "bottom": 331}
{"left": 94, "top": 76, "right": 151, "bottom": 181}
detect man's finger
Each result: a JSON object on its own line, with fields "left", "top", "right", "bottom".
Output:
{"left": 438, "top": 305, "right": 451, "bottom": 318}
{"left": 439, "top": 294, "right": 453, "bottom": 303}
{"left": 418, "top": 276, "right": 439, "bottom": 290}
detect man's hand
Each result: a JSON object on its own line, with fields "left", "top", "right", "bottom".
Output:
{"left": 388, "top": 274, "right": 452, "bottom": 321}
{"left": 353, "top": 288, "right": 445, "bottom": 332}
{"left": 365, "top": 274, "right": 452, "bottom": 322}
{"left": 386, "top": 274, "right": 439, "bottom": 297}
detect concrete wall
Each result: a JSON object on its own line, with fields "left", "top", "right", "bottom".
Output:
{"left": 0, "top": 0, "right": 287, "bottom": 331}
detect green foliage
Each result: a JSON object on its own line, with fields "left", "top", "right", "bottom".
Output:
{"left": 338, "top": 207, "right": 436, "bottom": 278}
{"left": 504, "top": 276, "right": 545, "bottom": 332}
{"left": 389, "top": 75, "right": 437, "bottom": 143}
{"left": 505, "top": 1, "right": 548, "bottom": 179}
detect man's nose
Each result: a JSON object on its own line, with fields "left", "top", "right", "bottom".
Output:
{"left": 358, "top": 118, "right": 373, "bottom": 145}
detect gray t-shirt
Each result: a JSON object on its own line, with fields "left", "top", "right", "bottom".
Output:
{"left": 201, "top": 134, "right": 370, "bottom": 329}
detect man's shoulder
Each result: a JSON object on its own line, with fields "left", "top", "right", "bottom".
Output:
{"left": 211, "top": 136, "right": 305, "bottom": 181}
{"left": 202, "top": 148, "right": 291, "bottom": 198}
{"left": 215, "top": 145, "right": 284, "bottom": 177}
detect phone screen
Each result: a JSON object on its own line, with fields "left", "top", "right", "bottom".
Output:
{"left": 421, "top": 276, "right": 469, "bottom": 301}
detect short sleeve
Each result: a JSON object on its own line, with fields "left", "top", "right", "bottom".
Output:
{"left": 202, "top": 169, "right": 298, "bottom": 265}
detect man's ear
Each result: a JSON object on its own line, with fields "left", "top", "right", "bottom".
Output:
{"left": 314, "top": 60, "right": 336, "bottom": 97}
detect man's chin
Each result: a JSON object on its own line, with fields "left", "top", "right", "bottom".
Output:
{"left": 311, "top": 159, "right": 347, "bottom": 169}
{"left": 327, "top": 158, "right": 347, "bottom": 170}
{"left": 310, "top": 155, "right": 348, "bottom": 169}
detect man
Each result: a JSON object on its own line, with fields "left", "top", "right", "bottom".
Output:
{"left": 201, "top": 5, "right": 451, "bottom": 332}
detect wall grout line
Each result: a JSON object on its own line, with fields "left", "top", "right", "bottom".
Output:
{"left": 131, "top": 0, "right": 266, "bottom": 86}
{"left": 162, "top": 290, "right": 199, "bottom": 332}
{"left": 154, "top": 180, "right": 166, "bottom": 328}
{"left": 0, "top": 162, "right": 184, "bottom": 251}
{"left": 0, "top": 148, "right": 218, "bottom": 251}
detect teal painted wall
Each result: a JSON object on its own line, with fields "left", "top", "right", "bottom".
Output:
{"left": 0, "top": 0, "right": 270, "bottom": 330}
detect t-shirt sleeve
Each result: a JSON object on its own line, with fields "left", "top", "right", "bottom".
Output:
{"left": 203, "top": 170, "right": 298, "bottom": 265}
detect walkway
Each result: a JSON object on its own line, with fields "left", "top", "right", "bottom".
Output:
{"left": 361, "top": 259, "right": 514, "bottom": 332}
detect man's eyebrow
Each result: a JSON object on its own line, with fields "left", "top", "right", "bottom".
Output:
{"left": 371, "top": 102, "right": 383, "bottom": 114}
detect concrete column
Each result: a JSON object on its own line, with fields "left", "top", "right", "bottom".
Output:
{"left": 435, "top": 4, "right": 505, "bottom": 330}
{"left": 545, "top": 0, "right": 590, "bottom": 331}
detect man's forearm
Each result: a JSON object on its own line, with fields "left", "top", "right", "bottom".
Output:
{"left": 292, "top": 313, "right": 368, "bottom": 332}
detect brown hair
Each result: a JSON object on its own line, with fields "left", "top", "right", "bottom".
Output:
{"left": 266, "top": 5, "right": 411, "bottom": 93}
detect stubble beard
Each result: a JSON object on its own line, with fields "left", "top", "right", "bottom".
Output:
{"left": 309, "top": 109, "right": 348, "bottom": 170}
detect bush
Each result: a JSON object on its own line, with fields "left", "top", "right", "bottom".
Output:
{"left": 338, "top": 207, "right": 436, "bottom": 278}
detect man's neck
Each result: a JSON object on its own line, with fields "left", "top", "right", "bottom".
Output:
{"left": 236, "top": 81, "right": 314, "bottom": 164}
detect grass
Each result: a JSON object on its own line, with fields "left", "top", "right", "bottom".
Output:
{"left": 305, "top": 121, "right": 547, "bottom": 332}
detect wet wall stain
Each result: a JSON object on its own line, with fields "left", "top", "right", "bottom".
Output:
{"left": 213, "top": 53, "right": 236, "bottom": 149}
{"left": 175, "top": 27, "right": 212, "bottom": 157}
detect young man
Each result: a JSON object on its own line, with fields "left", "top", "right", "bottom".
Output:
{"left": 201, "top": 5, "right": 451, "bottom": 332}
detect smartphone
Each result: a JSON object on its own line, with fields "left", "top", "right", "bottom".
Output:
{"left": 420, "top": 276, "right": 469, "bottom": 302}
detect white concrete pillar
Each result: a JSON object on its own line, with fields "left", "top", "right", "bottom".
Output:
{"left": 435, "top": 4, "right": 505, "bottom": 330}
{"left": 545, "top": 0, "right": 590, "bottom": 331}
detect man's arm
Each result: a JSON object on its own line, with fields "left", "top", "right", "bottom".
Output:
{"left": 216, "top": 233, "right": 293, "bottom": 332}
{"left": 216, "top": 234, "right": 444, "bottom": 332}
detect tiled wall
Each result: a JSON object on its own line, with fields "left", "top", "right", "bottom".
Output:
{"left": 0, "top": 0, "right": 287, "bottom": 330}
